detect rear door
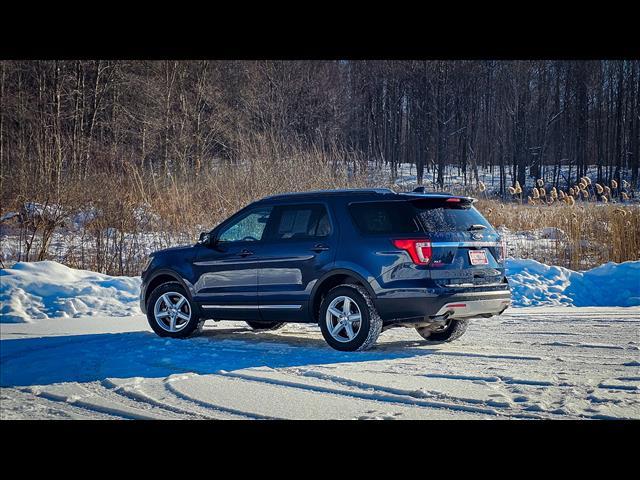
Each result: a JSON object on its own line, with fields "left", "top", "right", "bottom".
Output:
{"left": 410, "top": 197, "right": 505, "bottom": 289}
{"left": 257, "top": 202, "right": 337, "bottom": 322}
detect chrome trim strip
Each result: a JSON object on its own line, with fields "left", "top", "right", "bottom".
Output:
{"left": 202, "top": 305, "right": 259, "bottom": 309}
{"left": 443, "top": 282, "right": 506, "bottom": 288}
{"left": 456, "top": 289, "right": 510, "bottom": 297}
{"left": 431, "top": 241, "right": 501, "bottom": 248}
{"left": 194, "top": 256, "right": 314, "bottom": 267}
{"left": 256, "top": 256, "right": 315, "bottom": 264}
{"left": 259, "top": 305, "right": 302, "bottom": 310}
{"left": 193, "top": 261, "right": 256, "bottom": 266}
{"left": 435, "top": 298, "right": 511, "bottom": 318}
{"left": 201, "top": 304, "right": 302, "bottom": 310}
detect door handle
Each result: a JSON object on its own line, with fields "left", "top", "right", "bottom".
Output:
{"left": 311, "top": 244, "right": 330, "bottom": 253}
{"left": 238, "top": 249, "right": 254, "bottom": 257}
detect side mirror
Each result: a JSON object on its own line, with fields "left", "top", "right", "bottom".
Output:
{"left": 198, "top": 231, "right": 211, "bottom": 246}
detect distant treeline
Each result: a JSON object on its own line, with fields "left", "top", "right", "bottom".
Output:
{"left": 1, "top": 60, "right": 639, "bottom": 199}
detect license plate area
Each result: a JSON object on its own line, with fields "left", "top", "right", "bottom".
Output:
{"left": 468, "top": 249, "right": 489, "bottom": 265}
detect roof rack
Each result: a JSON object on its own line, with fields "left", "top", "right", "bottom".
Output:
{"left": 410, "top": 186, "right": 454, "bottom": 195}
{"left": 263, "top": 188, "right": 395, "bottom": 200}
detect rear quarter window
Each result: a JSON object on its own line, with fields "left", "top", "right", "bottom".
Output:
{"left": 348, "top": 201, "right": 421, "bottom": 234}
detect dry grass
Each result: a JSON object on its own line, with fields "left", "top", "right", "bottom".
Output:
{"left": 476, "top": 200, "right": 640, "bottom": 269}
{"left": 1, "top": 143, "right": 638, "bottom": 274}
{"left": 1, "top": 142, "right": 372, "bottom": 275}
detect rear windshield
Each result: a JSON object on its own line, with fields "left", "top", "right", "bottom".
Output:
{"left": 411, "top": 198, "right": 492, "bottom": 233}
{"left": 349, "top": 199, "right": 492, "bottom": 234}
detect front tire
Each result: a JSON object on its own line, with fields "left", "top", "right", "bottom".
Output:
{"left": 319, "top": 284, "right": 382, "bottom": 352}
{"left": 416, "top": 319, "right": 468, "bottom": 342}
{"left": 146, "top": 282, "right": 203, "bottom": 338}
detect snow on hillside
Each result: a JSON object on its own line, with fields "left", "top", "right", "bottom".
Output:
{"left": 1, "top": 259, "right": 639, "bottom": 323}
{"left": 381, "top": 162, "right": 638, "bottom": 194}
{"left": 507, "top": 259, "right": 640, "bottom": 308}
{"left": 0, "top": 261, "right": 140, "bottom": 323}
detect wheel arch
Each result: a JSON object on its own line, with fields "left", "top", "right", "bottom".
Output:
{"left": 144, "top": 269, "right": 194, "bottom": 312}
{"left": 309, "top": 269, "right": 376, "bottom": 323}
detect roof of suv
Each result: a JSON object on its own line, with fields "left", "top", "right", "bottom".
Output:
{"left": 262, "top": 188, "right": 395, "bottom": 200}
{"left": 259, "top": 188, "right": 472, "bottom": 203}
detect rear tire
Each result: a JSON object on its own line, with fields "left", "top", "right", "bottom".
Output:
{"left": 416, "top": 319, "right": 468, "bottom": 343}
{"left": 319, "top": 284, "right": 382, "bottom": 352}
{"left": 245, "top": 321, "right": 285, "bottom": 331}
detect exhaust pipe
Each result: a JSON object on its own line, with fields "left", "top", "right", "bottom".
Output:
{"left": 429, "top": 311, "right": 452, "bottom": 322}
{"left": 381, "top": 312, "right": 451, "bottom": 332}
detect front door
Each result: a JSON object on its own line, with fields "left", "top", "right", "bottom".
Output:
{"left": 193, "top": 206, "right": 272, "bottom": 320}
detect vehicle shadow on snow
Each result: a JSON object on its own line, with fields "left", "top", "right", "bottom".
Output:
{"left": 0, "top": 326, "right": 436, "bottom": 388}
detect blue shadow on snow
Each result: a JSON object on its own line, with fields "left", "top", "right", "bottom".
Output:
{"left": 0, "top": 327, "right": 431, "bottom": 388}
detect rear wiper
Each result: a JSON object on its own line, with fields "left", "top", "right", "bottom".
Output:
{"left": 467, "top": 224, "right": 487, "bottom": 231}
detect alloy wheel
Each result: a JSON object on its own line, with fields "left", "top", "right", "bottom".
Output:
{"left": 153, "top": 292, "right": 191, "bottom": 333}
{"left": 325, "top": 295, "right": 362, "bottom": 342}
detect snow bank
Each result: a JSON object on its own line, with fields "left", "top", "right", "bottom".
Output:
{"left": 1, "top": 259, "right": 639, "bottom": 323}
{"left": 507, "top": 259, "right": 640, "bottom": 307}
{"left": 0, "top": 261, "right": 141, "bottom": 323}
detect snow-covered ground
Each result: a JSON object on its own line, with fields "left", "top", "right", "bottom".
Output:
{"left": 1, "top": 260, "right": 638, "bottom": 419}
{"left": 1, "top": 308, "right": 638, "bottom": 420}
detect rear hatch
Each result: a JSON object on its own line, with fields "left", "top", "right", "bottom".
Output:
{"left": 409, "top": 196, "right": 506, "bottom": 289}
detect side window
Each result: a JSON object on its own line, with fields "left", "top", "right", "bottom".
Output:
{"left": 348, "top": 201, "right": 421, "bottom": 234}
{"left": 269, "top": 204, "right": 331, "bottom": 241}
{"left": 217, "top": 207, "right": 272, "bottom": 243}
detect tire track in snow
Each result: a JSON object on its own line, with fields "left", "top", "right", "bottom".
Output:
{"left": 163, "top": 377, "right": 279, "bottom": 420}
{"left": 284, "top": 369, "right": 638, "bottom": 419}
{"left": 423, "top": 350, "right": 543, "bottom": 361}
{"left": 83, "top": 376, "right": 262, "bottom": 419}
{"left": 214, "top": 370, "right": 510, "bottom": 418}
{"left": 77, "top": 382, "right": 188, "bottom": 419}
{"left": 4, "top": 387, "right": 118, "bottom": 420}
{"left": 420, "top": 372, "right": 556, "bottom": 387}
{"left": 597, "top": 383, "right": 639, "bottom": 392}
{"left": 155, "top": 379, "right": 252, "bottom": 419}
{"left": 116, "top": 376, "right": 254, "bottom": 419}
{"left": 282, "top": 369, "right": 553, "bottom": 419}
{"left": 100, "top": 378, "right": 220, "bottom": 419}
{"left": 86, "top": 380, "right": 204, "bottom": 419}
{"left": 26, "top": 386, "right": 156, "bottom": 420}
{"left": 539, "top": 341, "right": 628, "bottom": 350}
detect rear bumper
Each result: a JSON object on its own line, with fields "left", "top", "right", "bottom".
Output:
{"left": 374, "top": 288, "right": 511, "bottom": 324}
{"left": 431, "top": 295, "right": 511, "bottom": 318}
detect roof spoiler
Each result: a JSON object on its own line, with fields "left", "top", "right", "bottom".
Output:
{"left": 410, "top": 186, "right": 475, "bottom": 203}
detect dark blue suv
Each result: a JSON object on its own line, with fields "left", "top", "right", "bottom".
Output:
{"left": 140, "top": 188, "right": 511, "bottom": 351}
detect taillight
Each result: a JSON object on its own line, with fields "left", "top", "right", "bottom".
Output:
{"left": 392, "top": 239, "right": 432, "bottom": 265}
